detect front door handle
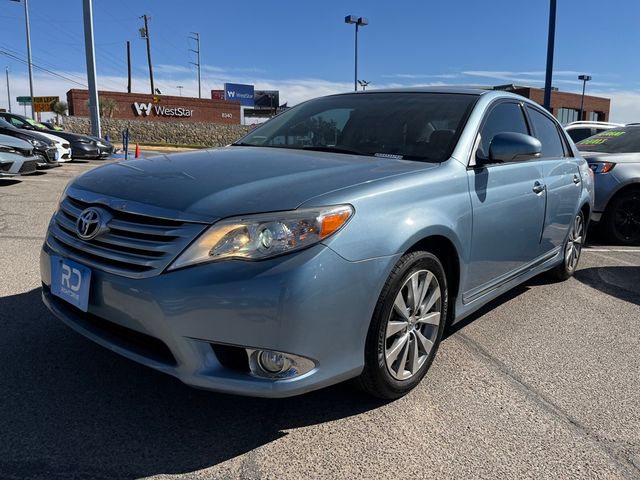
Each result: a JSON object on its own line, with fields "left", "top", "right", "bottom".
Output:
{"left": 532, "top": 181, "right": 546, "bottom": 194}
{"left": 573, "top": 174, "right": 581, "bottom": 184}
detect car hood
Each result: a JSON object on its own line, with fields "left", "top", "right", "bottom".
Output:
{"left": 579, "top": 151, "right": 640, "bottom": 164}
{"left": 70, "top": 146, "right": 435, "bottom": 223}
{"left": 34, "top": 131, "right": 67, "bottom": 145}
{"left": 0, "top": 133, "right": 33, "bottom": 155}
{"left": 44, "top": 129, "right": 94, "bottom": 143}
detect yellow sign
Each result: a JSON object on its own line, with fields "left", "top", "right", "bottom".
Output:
{"left": 33, "top": 96, "right": 59, "bottom": 104}
{"left": 32, "top": 96, "right": 60, "bottom": 112}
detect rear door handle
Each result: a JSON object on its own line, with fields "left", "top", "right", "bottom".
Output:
{"left": 532, "top": 181, "right": 546, "bottom": 194}
{"left": 573, "top": 174, "right": 581, "bottom": 184}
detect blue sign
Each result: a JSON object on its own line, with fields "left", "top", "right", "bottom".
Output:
{"left": 224, "top": 83, "right": 255, "bottom": 107}
{"left": 50, "top": 255, "right": 92, "bottom": 312}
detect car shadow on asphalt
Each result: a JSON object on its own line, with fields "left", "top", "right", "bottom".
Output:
{"left": 574, "top": 266, "right": 640, "bottom": 306}
{"left": 0, "top": 179, "right": 21, "bottom": 187}
{"left": 0, "top": 288, "right": 387, "bottom": 479}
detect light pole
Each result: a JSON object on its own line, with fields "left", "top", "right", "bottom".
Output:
{"left": 578, "top": 74, "right": 592, "bottom": 121}
{"left": 5, "top": 67, "right": 11, "bottom": 113}
{"left": 10, "top": 0, "right": 35, "bottom": 117}
{"left": 357, "top": 80, "right": 370, "bottom": 91}
{"left": 543, "top": 0, "right": 556, "bottom": 111}
{"left": 83, "top": 0, "right": 101, "bottom": 138}
{"left": 176, "top": 85, "right": 183, "bottom": 96}
{"left": 345, "top": 15, "right": 368, "bottom": 92}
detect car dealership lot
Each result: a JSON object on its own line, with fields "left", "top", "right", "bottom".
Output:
{"left": 0, "top": 160, "right": 638, "bottom": 479}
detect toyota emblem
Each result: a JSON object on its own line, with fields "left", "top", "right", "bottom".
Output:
{"left": 76, "top": 207, "right": 103, "bottom": 240}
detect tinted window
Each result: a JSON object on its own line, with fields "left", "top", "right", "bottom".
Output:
{"left": 577, "top": 126, "right": 640, "bottom": 153}
{"left": 527, "top": 107, "right": 565, "bottom": 158}
{"left": 478, "top": 102, "right": 529, "bottom": 159}
{"left": 236, "top": 93, "right": 478, "bottom": 162}
{"left": 567, "top": 128, "right": 593, "bottom": 143}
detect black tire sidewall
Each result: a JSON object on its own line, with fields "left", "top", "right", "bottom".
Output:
{"left": 605, "top": 190, "right": 640, "bottom": 245}
{"left": 364, "top": 251, "right": 448, "bottom": 398}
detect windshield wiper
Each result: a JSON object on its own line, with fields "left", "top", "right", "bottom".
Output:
{"left": 300, "top": 145, "right": 368, "bottom": 156}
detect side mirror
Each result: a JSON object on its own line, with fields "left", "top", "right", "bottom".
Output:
{"left": 485, "top": 132, "right": 542, "bottom": 164}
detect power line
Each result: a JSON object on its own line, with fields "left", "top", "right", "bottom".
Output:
{"left": 0, "top": 49, "right": 87, "bottom": 88}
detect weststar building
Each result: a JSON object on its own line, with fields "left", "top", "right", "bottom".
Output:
{"left": 66, "top": 90, "right": 241, "bottom": 124}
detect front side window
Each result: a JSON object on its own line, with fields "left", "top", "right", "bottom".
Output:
{"left": 527, "top": 106, "right": 565, "bottom": 158}
{"left": 236, "top": 93, "right": 478, "bottom": 163}
{"left": 477, "top": 102, "right": 529, "bottom": 159}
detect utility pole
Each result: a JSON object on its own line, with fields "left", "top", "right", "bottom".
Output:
{"left": 139, "top": 15, "right": 154, "bottom": 94}
{"left": 11, "top": 0, "right": 35, "bottom": 117}
{"left": 5, "top": 67, "right": 11, "bottom": 113}
{"left": 126, "top": 40, "right": 132, "bottom": 93}
{"left": 189, "top": 32, "right": 201, "bottom": 98}
{"left": 83, "top": 0, "right": 101, "bottom": 137}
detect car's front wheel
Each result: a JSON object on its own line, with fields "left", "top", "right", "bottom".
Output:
{"left": 358, "top": 251, "right": 447, "bottom": 399}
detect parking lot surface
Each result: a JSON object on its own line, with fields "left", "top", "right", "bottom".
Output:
{"left": 1, "top": 159, "right": 639, "bottom": 480}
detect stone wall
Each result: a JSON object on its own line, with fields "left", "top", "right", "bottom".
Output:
{"left": 63, "top": 116, "right": 252, "bottom": 147}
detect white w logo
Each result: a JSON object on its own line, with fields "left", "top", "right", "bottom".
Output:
{"left": 133, "top": 102, "right": 152, "bottom": 116}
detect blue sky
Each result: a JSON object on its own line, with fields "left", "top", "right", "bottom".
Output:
{"left": 2, "top": 0, "right": 640, "bottom": 120}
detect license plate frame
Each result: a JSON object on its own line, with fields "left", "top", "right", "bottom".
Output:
{"left": 50, "top": 255, "right": 92, "bottom": 312}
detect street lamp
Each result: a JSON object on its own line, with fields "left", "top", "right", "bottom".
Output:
{"left": 578, "top": 74, "right": 592, "bottom": 121}
{"left": 357, "top": 80, "right": 370, "bottom": 91}
{"left": 10, "top": 0, "right": 35, "bottom": 118}
{"left": 345, "top": 15, "right": 368, "bottom": 92}
{"left": 176, "top": 85, "right": 183, "bottom": 96}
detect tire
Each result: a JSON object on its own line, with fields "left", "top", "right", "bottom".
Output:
{"left": 603, "top": 189, "right": 640, "bottom": 245}
{"left": 549, "top": 210, "right": 585, "bottom": 281}
{"left": 357, "top": 251, "right": 448, "bottom": 399}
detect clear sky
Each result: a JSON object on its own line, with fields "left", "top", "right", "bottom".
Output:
{"left": 2, "top": 0, "right": 640, "bottom": 121}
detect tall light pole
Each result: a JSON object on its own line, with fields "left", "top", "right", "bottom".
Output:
{"left": 358, "top": 80, "right": 370, "bottom": 91}
{"left": 345, "top": 15, "right": 368, "bottom": 92}
{"left": 11, "top": 0, "right": 35, "bottom": 117}
{"left": 5, "top": 67, "right": 11, "bottom": 113}
{"left": 543, "top": 0, "right": 556, "bottom": 111}
{"left": 578, "top": 74, "right": 592, "bottom": 121}
{"left": 176, "top": 85, "right": 183, "bottom": 96}
{"left": 83, "top": 0, "right": 101, "bottom": 137}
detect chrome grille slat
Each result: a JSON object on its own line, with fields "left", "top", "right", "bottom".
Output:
{"left": 48, "top": 195, "right": 207, "bottom": 279}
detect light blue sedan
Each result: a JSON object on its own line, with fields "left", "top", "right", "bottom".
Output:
{"left": 40, "top": 88, "right": 593, "bottom": 398}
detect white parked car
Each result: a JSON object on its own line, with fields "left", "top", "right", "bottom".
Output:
{"left": 564, "top": 121, "right": 624, "bottom": 143}
{"left": 32, "top": 130, "right": 72, "bottom": 162}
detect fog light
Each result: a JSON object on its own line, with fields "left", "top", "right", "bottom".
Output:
{"left": 247, "top": 349, "right": 316, "bottom": 379}
{"left": 258, "top": 350, "right": 290, "bottom": 373}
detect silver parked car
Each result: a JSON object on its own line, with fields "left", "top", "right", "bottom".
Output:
{"left": 577, "top": 125, "right": 640, "bottom": 244}
{"left": 0, "top": 134, "right": 40, "bottom": 177}
{"left": 41, "top": 88, "right": 593, "bottom": 399}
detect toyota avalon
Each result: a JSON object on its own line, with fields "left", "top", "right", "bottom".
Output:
{"left": 41, "top": 88, "right": 593, "bottom": 399}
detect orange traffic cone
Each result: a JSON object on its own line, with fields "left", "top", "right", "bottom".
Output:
{"left": 134, "top": 143, "right": 140, "bottom": 159}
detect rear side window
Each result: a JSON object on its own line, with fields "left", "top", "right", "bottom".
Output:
{"left": 478, "top": 102, "right": 529, "bottom": 158}
{"left": 527, "top": 107, "right": 565, "bottom": 158}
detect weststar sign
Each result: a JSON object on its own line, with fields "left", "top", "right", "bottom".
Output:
{"left": 133, "top": 102, "right": 194, "bottom": 118}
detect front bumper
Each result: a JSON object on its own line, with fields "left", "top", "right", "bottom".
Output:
{"left": 71, "top": 143, "right": 104, "bottom": 159}
{"left": 40, "top": 242, "right": 396, "bottom": 397}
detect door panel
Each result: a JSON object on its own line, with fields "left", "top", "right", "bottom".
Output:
{"left": 463, "top": 162, "right": 546, "bottom": 300}
{"left": 540, "top": 159, "right": 581, "bottom": 251}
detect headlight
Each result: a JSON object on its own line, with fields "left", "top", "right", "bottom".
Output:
{"left": 28, "top": 138, "right": 45, "bottom": 148}
{"left": 77, "top": 138, "right": 92, "bottom": 144}
{"left": 96, "top": 141, "right": 108, "bottom": 148}
{"left": 588, "top": 162, "right": 616, "bottom": 174}
{"left": 169, "top": 205, "right": 353, "bottom": 270}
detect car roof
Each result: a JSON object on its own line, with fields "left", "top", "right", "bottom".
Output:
{"left": 331, "top": 86, "right": 490, "bottom": 96}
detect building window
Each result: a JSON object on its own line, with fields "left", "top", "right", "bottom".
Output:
{"left": 589, "top": 111, "right": 604, "bottom": 122}
{"left": 557, "top": 107, "right": 580, "bottom": 125}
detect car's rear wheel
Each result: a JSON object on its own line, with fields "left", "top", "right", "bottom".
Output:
{"left": 358, "top": 251, "right": 447, "bottom": 399}
{"left": 604, "top": 189, "right": 640, "bottom": 245}
{"left": 550, "top": 210, "right": 585, "bottom": 281}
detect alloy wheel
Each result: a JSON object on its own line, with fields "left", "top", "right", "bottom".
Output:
{"left": 613, "top": 193, "right": 640, "bottom": 242}
{"left": 565, "top": 213, "right": 584, "bottom": 271}
{"left": 384, "top": 269, "right": 442, "bottom": 381}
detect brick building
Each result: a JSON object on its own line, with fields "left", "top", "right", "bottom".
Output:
{"left": 67, "top": 89, "right": 241, "bottom": 125}
{"left": 493, "top": 84, "right": 611, "bottom": 124}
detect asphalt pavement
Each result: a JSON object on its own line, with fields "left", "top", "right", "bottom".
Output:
{"left": 0, "top": 158, "right": 638, "bottom": 480}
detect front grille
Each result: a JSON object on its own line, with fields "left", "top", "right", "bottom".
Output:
{"left": 18, "top": 160, "right": 37, "bottom": 174}
{"left": 47, "top": 194, "right": 207, "bottom": 278}
{"left": 45, "top": 147, "right": 58, "bottom": 162}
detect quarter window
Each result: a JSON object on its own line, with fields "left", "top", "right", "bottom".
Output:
{"left": 478, "top": 102, "right": 529, "bottom": 159}
{"left": 527, "top": 107, "right": 565, "bottom": 158}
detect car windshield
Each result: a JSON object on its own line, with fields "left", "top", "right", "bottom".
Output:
{"left": 25, "top": 118, "right": 48, "bottom": 130}
{"left": 576, "top": 126, "right": 640, "bottom": 153}
{"left": 235, "top": 92, "right": 478, "bottom": 162}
